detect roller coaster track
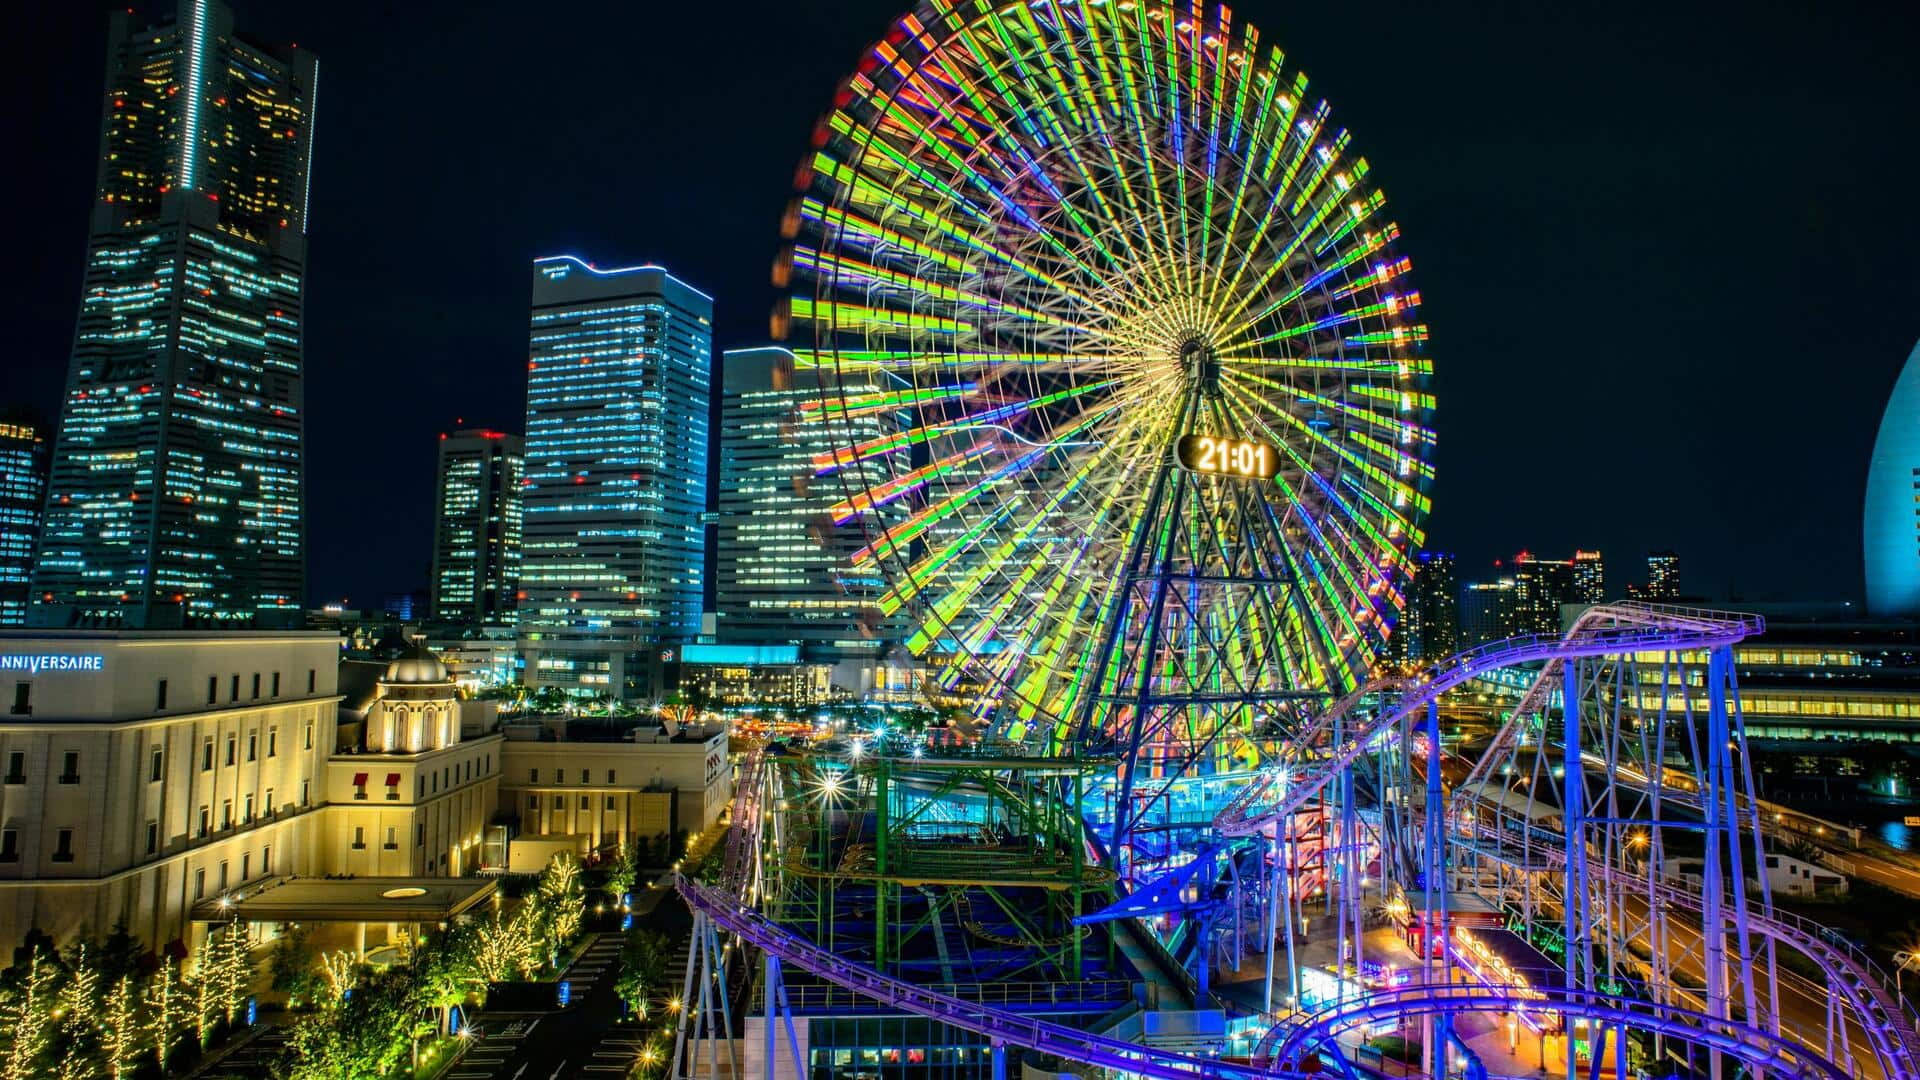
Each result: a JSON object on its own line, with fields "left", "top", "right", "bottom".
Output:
{"left": 1256, "top": 983, "right": 1851, "bottom": 1080}
{"left": 1210, "top": 601, "right": 1917, "bottom": 1078}
{"left": 682, "top": 870, "right": 1864, "bottom": 1080}
{"left": 1463, "top": 818, "right": 1920, "bottom": 1078}
{"left": 1213, "top": 603, "right": 1762, "bottom": 838}
{"left": 678, "top": 875, "right": 1313, "bottom": 1080}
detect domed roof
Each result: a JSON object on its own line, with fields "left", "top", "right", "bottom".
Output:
{"left": 381, "top": 644, "right": 448, "bottom": 684}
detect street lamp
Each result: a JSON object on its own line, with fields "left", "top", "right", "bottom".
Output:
{"left": 1895, "top": 950, "right": 1920, "bottom": 997}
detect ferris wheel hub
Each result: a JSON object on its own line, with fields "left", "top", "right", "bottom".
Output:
{"left": 1178, "top": 337, "right": 1219, "bottom": 395}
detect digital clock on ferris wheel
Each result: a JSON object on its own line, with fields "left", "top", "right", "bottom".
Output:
{"left": 1174, "top": 434, "right": 1280, "bottom": 480}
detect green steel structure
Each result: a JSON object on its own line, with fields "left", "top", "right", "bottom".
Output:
{"left": 759, "top": 743, "right": 1123, "bottom": 985}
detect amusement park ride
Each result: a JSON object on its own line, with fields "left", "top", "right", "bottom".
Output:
{"left": 670, "top": 2, "right": 1920, "bottom": 1079}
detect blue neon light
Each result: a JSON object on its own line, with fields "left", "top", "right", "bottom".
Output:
{"left": 533, "top": 255, "right": 715, "bottom": 302}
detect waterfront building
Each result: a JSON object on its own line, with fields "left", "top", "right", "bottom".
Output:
{"left": 31, "top": 1, "right": 317, "bottom": 629}
{"left": 0, "top": 411, "right": 50, "bottom": 627}
{"left": 1865, "top": 339, "right": 1920, "bottom": 617}
{"left": 715, "top": 347, "right": 902, "bottom": 681}
{"left": 518, "top": 256, "right": 712, "bottom": 698}
{"left": 0, "top": 630, "right": 340, "bottom": 952}
{"left": 430, "top": 429, "right": 524, "bottom": 626}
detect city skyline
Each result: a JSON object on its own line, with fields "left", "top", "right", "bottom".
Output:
{"left": 5, "top": 1, "right": 1918, "bottom": 610}
{"left": 4, "top": 6, "right": 1920, "bottom": 1080}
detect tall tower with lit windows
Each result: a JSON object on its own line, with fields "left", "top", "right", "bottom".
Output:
{"left": 430, "top": 429, "right": 524, "bottom": 626}
{"left": 715, "top": 347, "right": 904, "bottom": 669}
{"left": 30, "top": 0, "right": 317, "bottom": 628}
{"left": 0, "top": 409, "right": 51, "bottom": 627}
{"left": 518, "top": 255, "right": 712, "bottom": 698}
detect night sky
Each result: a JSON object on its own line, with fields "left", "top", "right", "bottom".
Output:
{"left": 6, "top": 0, "right": 1918, "bottom": 608}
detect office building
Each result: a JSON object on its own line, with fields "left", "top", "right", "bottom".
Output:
{"left": 1571, "top": 550, "right": 1605, "bottom": 604}
{"left": 31, "top": 1, "right": 317, "bottom": 629}
{"left": 383, "top": 590, "right": 428, "bottom": 622}
{"left": 716, "top": 348, "right": 902, "bottom": 679}
{"left": 1461, "top": 579, "right": 1518, "bottom": 647}
{"left": 1628, "top": 550, "right": 1682, "bottom": 602}
{"left": 430, "top": 429, "right": 524, "bottom": 626}
{"left": 0, "top": 411, "right": 50, "bottom": 627}
{"left": 1647, "top": 551, "right": 1681, "bottom": 599}
{"left": 1399, "top": 551, "right": 1458, "bottom": 663}
{"left": 1866, "top": 338, "right": 1920, "bottom": 617}
{"left": 1510, "top": 553, "right": 1573, "bottom": 636}
{"left": 0, "top": 630, "right": 340, "bottom": 952}
{"left": 518, "top": 256, "right": 712, "bottom": 698}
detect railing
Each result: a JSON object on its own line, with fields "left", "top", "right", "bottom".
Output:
{"left": 754, "top": 979, "right": 1137, "bottom": 1013}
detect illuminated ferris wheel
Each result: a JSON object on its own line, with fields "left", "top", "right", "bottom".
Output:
{"left": 781, "top": 0, "right": 1434, "bottom": 788}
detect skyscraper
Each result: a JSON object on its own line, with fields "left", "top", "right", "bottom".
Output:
{"left": 430, "top": 429, "right": 523, "bottom": 626}
{"left": 715, "top": 347, "right": 902, "bottom": 669}
{"left": 1511, "top": 552, "right": 1580, "bottom": 636}
{"left": 1571, "top": 549, "right": 1605, "bottom": 605}
{"left": 519, "top": 255, "right": 711, "bottom": 698}
{"left": 1646, "top": 550, "right": 1680, "bottom": 600}
{"left": 31, "top": 1, "right": 317, "bottom": 628}
{"left": 1398, "top": 550, "right": 1458, "bottom": 663}
{"left": 1461, "top": 578, "right": 1519, "bottom": 647}
{"left": 0, "top": 410, "right": 51, "bottom": 627}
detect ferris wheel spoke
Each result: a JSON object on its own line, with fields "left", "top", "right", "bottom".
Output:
{"left": 791, "top": 0, "right": 1434, "bottom": 752}
{"left": 796, "top": 246, "right": 1091, "bottom": 334}
{"left": 1216, "top": 378, "right": 1418, "bottom": 584}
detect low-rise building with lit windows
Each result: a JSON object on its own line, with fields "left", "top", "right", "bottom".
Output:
{"left": 0, "top": 630, "right": 341, "bottom": 954}
{"left": 498, "top": 717, "right": 728, "bottom": 853}
{"left": 326, "top": 646, "right": 501, "bottom": 876}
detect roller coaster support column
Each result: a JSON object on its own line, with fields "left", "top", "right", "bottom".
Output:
{"left": 1423, "top": 700, "right": 1449, "bottom": 1079}
{"left": 1264, "top": 829, "right": 1279, "bottom": 1017}
{"left": 991, "top": 1040, "right": 1007, "bottom": 1080}
{"left": 1563, "top": 659, "right": 1589, "bottom": 1080}
{"left": 763, "top": 950, "right": 776, "bottom": 1080}
{"left": 875, "top": 757, "right": 889, "bottom": 973}
{"left": 762, "top": 950, "right": 804, "bottom": 1080}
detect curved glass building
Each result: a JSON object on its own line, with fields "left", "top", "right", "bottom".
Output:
{"left": 1864, "top": 339, "right": 1920, "bottom": 616}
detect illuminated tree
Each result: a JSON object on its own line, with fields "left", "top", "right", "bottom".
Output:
{"left": 190, "top": 958, "right": 219, "bottom": 1046}
{"left": 537, "top": 855, "right": 584, "bottom": 964}
{"left": 607, "top": 838, "right": 641, "bottom": 901}
{"left": 99, "top": 976, "right": 143, "bottom": 1080}
{"left": 53, "top": 942, "right": 102, "bottom": 1080}
{"left": 319, "top": 949, "right": 359, "bottom": 1005}
{"left": 55, "top": 941, "right": 100, "bottom": 1026}
{"left": 214, "top": 920, "right": 253, "bottom": 1025}
{"left": 470, "top": 909, "right": 534, "bottom": 983}
{"left": 142, "top": 963, "right": 184, "bottom": 1073}
{"left": 0, "top": 949, "right": 57, "bottom": 1080}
